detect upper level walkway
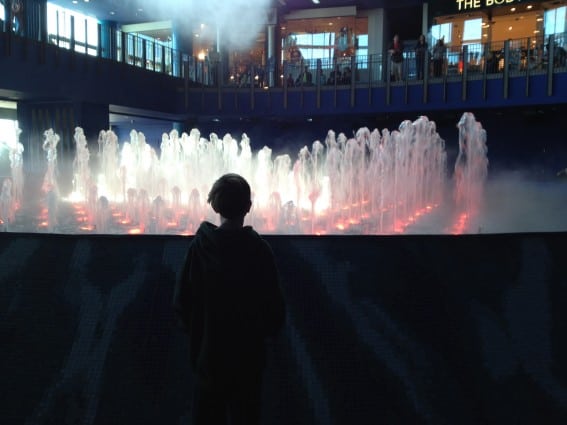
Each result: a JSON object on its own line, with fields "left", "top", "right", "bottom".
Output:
{"left": 1, "top": 26, "right": 566, "bottom": 122}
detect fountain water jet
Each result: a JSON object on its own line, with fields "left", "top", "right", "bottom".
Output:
{"left": 10, "top": 113, "right": 489, "bottom": 235}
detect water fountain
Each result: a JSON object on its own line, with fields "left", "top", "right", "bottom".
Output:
{"left": 2, "top": 113, "right": 490, "bottom": 235}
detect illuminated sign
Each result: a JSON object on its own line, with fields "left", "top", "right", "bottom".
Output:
{"left": 456, "top": 0, "right": 518, "bottom": 11}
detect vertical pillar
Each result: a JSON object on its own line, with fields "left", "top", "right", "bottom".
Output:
{"left": 70, "top": 15, "right": 75, "bottom": 52}
{"left": 23, "top": 0, "right": 47, "bottom": 41}
{"left": 503, "top": 39, "right": 510, "bottom": 99}
{"left": 367, "top": 9, "right": 385, "bottom": 83}
{"left": 172, "top": 19, "right": 194, "bottom": 77}
{"left": 422, "top": 2, "right": 429, "bottom": 38}
{"left": 100, "top": 21, "right": 118, "bottom": 60}
{"left": 5, "top": 0, "right": 13, "bottom": 34}
{"left": 267, "top": 24, "right": 276, "bottom": 87}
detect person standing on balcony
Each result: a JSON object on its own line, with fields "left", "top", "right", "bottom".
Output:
{"left": 415, "top": 34, "right": 429, "bottom": 80}
{"left": 432, "top": 38, "right": 447, "bottom": 78}
{"left": 389, "top": 34, "right": 404, "bottom": 82}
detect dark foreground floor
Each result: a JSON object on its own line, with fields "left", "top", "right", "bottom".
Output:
{"left": 1, "top": 232, "right": 567, "bottom": 425}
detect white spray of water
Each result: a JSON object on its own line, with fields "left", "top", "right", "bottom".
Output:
{"left": 142, "top": 0, "right": 273, "bottom": 50}
{"left": 57, "top": 115, "right": 466, "bottom": 235}
{"left": 8, "top": 113, "right": 495, "bottom": 235}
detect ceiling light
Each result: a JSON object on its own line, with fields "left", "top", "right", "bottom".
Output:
{"left": 312, "top": 0, "right": 320, "bottom": 3}
{"left": 508, "top": 26, "right": 513, "bottom": 30}
{"left": 511, "top": 7, "right": 516, "bottom": 12}
{"left": 72, "top": 0, "right": 78, "bottom": 3}
{"left": 527, "top": 5, "right": 533, "bottom": 9}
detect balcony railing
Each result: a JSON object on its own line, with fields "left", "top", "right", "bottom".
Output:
{"left": 2, "top": 17, "right": 566, "bottom": 90}
{"left": 222, "top": 32, "right": 566, "bottom": 90}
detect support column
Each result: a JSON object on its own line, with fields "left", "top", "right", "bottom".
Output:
{"left": 367, "top": 9, "right": 385, "bottom": 83}
{"left": 422, "top": 2, "right": 429, "bottom": 37}
{"left": 267, "top": 24, "right": 276, "bottom": 87}
{"left": 100, "top": 21, "right": 118, "bottom": 60}
{"left": 172, "top": 19, "right": 194, "bottom": 77}
{"left": 23, "top": 0, "right": 47, "bottom": 41}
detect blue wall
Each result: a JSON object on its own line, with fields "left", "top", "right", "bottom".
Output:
{"left": 1, "top": 232, "right": 566, "bottom": 424}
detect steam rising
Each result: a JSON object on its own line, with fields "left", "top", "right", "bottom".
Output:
{"left": 144, "top": 0, "right": 273, "bottom": 50}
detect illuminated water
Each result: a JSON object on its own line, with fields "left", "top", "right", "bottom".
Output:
{"left": 1, "top": 113, "right": 495, "bottom": 235}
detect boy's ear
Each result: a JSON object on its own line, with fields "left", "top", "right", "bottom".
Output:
{"left": 246, "top": 200, "right": 252, "bottom": 213}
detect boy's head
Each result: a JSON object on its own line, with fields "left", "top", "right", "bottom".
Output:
{"left": 207, "top": 173, "right": 252, "bottom": 220}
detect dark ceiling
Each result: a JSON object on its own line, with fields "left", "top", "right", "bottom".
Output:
{"left": 47, "top": 0, "right": 425, "bottom": 25}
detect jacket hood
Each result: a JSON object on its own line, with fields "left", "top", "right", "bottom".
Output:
{"left": 193, "top": 221, "right": 260, "bottom": 266}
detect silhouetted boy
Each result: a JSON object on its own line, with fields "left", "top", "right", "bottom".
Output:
{"left": 174, "top": 173, "right": 285, "bottom": 425}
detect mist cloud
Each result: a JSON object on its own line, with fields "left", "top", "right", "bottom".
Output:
{"left": 143, "top": 0, "right": 273, "bottom": 50}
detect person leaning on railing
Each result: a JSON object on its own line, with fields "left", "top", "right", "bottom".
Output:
{"left": 432, "top": 38, "right": 447, "bottom": 78}
{"left": 415, "top": 34, "right": 428, "bottom": 80}
{"left": 388, "top": 34, "right": 404, "bottom": 82}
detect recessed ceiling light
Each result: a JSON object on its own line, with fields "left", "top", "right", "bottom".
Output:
{"left": 527, "top": 5, "right": 533, "bottom": 9}
{"left": 110, "top": 11, "right": 115, "bottom": 15}
{"left": 511, "top": 7, "right": 516, "bottom": 12}
{"left": 72, "top": 0, "right": 78, "bottom": 3}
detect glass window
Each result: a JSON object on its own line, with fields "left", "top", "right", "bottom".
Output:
{"left": 545, "top": 6, "right": 566, "bottom": 36}
{"left": 356, "top": 34, "right": 369, "bottom": 69}
{"left": 0, "top": 119, "right": 19, "bottom": 147}
{"left": 431, "top": 23, "right": 452, "bottom": 44}
{"left": 47, "top": 2, "right": 99, "bottom": 55}
{"left": 294, "top": 32, "right": 336, "bottom": 63}
{"left": 463, "top": 18, "right": 482, "bottom": 41}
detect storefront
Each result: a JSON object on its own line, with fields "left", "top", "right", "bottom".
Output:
{"left": 429, "top": 0, "right": 566, "bottom": 72}
{"left": 278, "top": 7, "right": 369, "bottom": 86}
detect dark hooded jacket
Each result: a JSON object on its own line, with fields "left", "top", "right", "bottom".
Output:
{"left": 174, "top": 221, "right": 285, "bottom": 386}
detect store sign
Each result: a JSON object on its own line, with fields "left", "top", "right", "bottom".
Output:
{"left": 456, "top": 0, "right": 518, "bottom": 11}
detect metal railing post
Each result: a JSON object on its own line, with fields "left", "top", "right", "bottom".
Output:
{"left": 503, "top": 39, "right": 510, "bottom": 99}
{"left": 316, "top": 59, "right": 321, "bottom": 109}
{"left": 547, "top": 34, "right": 555, "bottom": 96}
{"left": 141, "top": 38, "right": 146, "bottom": 69}
{"left": 368, "top": 54, "right": 373, "bottom": 105}
{"left": 121, "top": 32, "right": 126, "bottom": 63}
{"left": 386, "top": 55, "right": 391, "bottom": 105}
{"left": 250, "top": 64, "right": 255, "bottom": 110}
{"left": 461, "top": 44, "right": 468, "bottom": 100}
{"left": 525, "top": 37, "right": 531, "bottom": 97}
{"left": 217, "top": 59, "right": 223, "bottom": 111}
{"left": 70, "top": 16, "right": 75, "bottom": 52}
{"left": 423, "top": 49, "right": 429, "bottom": 103}
{"left": 350, "top": 55, "right": 356, "bottom": 107}
{"left": 482, "top": 42, "right": 488, "bottom": 100}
